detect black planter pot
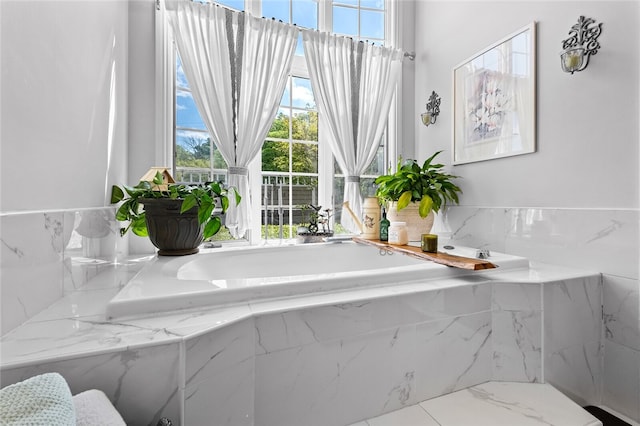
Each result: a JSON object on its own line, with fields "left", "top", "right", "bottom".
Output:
{"left": 141, "top": 198, "right": 203, "bottom": 256}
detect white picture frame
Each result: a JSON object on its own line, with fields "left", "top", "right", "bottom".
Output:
{"left": 452, "top": 22, "right": 537, "bottom": 165}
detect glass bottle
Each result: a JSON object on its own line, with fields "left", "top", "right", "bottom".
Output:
{"left": 379, "top": 207, "right": 390, "bottom": 242}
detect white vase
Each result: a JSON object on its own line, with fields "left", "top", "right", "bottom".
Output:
{"left": 361, "top": 197, "right": 381, "bottom": 240}
{"left": 386, "top": 201, "right": 435, "bottom": 242}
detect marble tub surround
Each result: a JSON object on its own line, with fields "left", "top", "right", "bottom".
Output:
{"left": 1, "top": 252, "right": 602, "bottom": 426}
{"left": 350, "top": 382, "right": 602, "bottom": 426}
{"left": 0, "top": 207, "right": 125, "bottom": 335}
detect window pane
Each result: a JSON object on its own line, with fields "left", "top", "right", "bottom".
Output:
{"left": 333, "top": 6, "right": 358, "bottom": 36}
{"left": 262, "top": 176, "right": 319, "bottom": 240}
{"left": 175, "top": 130, "right": 228, "bottom": 179}
{"left": 262, "top": 0, "right": 289, "bottom": 22}
{"left": 176, "top": 91, "right": 207, "bottom": 130}
{"left": 291, "top": 111, "right": 317, "bottom": 142}
{"left": 262, "top": 141, "right": 290, "bottom": 172}
{"left": 280, "top": 83, "right": 291, "bottom": 107}
{"left": 360, "top": 177, "right": 377, "bottom": 198}
{"left": 294, "top": 182, "right": 320, "bottom": 227}
{"left": 331, "top": 175, "right": 378, "bottom": 232}
{"left": 268, "top": 110, "right": 290, "bottom": 139}
{"left": 360, "top": 0, "right": 384, "bottom": 9}
{"left": 213, "top": 0, "right": 244, "bottom": 10}
{"left": 175, "top": 130, "right": 211, "bottom": 183}
{"left": 360, "top": 9, "right": 384, "bottom": 39}
{"left": 292, "top": 0, "right": 317, "bottom": 29}
{"left": 291, "top": 77, "right": 315, "bottom": 109}
{"left": 333, "top": 0, "right": 358, "bottom": 6}
{"left": 176, "top": 55, "right": 189, "bottom": 89}
{"left": 294, "top": 33, "right": 304, "bottom": 56}
{"left": 176, "top": 130, "right": 210, "bottom": 167}
{"left": 361, "top": 144, "right": 384, "bottom": 175}
{"left": 332, "top": 175, "right": 346, "bottom": 232}
{"left": 292, "top": 143, "right": 318, "bottom": 173}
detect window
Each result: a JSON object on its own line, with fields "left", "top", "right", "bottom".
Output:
{"left": 259, "top": 1, "right": 319, "bottom": 239}
{"left": 262, "top": 77, "right": 319, "bottom": 240}
{"left": 168, "top": 0, "right": 395, "bottom": 242}
{"left": 332, "top": 0, "right": 385, "bottom": 43}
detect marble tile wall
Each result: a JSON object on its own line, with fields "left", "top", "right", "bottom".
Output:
{"left": 491, "top": 282, "right": 542, "bottom": 383}
{"left": 544, "top": 275, "right": 603, "bottom": 406}
{"left": 602, "top": 273, "right": 640, "bottom": 420}
{"left": 437, "top": 206, "right": 639, "bottom": 422}
{"left": 1, "top": 212, "right": 68, "bottom": 334}
{"left": 252, "top": 285, "right": 495, "bottom": 426}
{"left": 0, "top": 207, "right": 124, "bottom": 334}
{"left": 437, "top": 207, "right": 638, "bottom": 279}
{"left": 185, "top": 319, "right": 255, "bottom": 426}
{"left": 1, "top": 343, "right": 181, "bottom": 425}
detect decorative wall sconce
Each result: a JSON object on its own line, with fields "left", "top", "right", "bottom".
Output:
{"left": 560, "top": 16, "right": 603, "bottom": 74}
{"left": 421, "top": 91, "right": 441, "bottom": 127}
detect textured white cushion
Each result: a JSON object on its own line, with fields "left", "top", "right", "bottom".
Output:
{"left": 0, "top": 372, "right": 76, "bottom": 426}
{"left": 73, "top": 389, "right": 126, "bottom": 426}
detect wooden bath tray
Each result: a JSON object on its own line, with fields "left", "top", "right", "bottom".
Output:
{"left": 352, "top": 237, "right": 497, "bottom": 270}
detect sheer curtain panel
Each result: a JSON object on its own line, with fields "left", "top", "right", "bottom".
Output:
{"left": 302, "top": 32, "right": 403, "bottom": 234}
{"left": 165, "top": 0, "right": 297, "bottom": 238}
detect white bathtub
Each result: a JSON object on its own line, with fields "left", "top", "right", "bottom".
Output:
{"left": 106, "top": 242, "right": 529, "bottom": 319}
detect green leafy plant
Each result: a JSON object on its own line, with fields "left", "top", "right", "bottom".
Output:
{"left": 110, "top": 172, "right": 241, "bottom": 240}
{"left": 374, "top": 150, "right": 462, "bottom": 218}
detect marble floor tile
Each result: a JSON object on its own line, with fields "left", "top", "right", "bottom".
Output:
{"left": 419, "top": 382, "right": 601, "bottom": 426}
{"left": 351, "top": 381, "right": 602, "bottom": 426}
{"left": 349, "top": 404, "right": 439, "bottom": 426}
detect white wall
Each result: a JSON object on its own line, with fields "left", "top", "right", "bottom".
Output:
{"left": 411, "top": 1, "right": 640, "bottom": 420}
{"left": 413, "top": 1, "right": 639, "bottom": 210}
{"left": 0, "top": 0, "right": 129, "bottom": 212}
{"left": 127, "top": 0, "right": 163, "bottom": 186}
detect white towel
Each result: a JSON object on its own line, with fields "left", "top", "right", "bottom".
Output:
{"left": 73, "top": 389, "right": 126, "bottom": 426}
{"left": 0, "top": 372, "right": 76, "bottom": 425}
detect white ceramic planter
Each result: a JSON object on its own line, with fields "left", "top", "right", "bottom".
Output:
{"left": 386, "top": 201, "right": 435, "bottom": 242}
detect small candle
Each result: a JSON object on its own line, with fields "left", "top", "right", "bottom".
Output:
{"left": 421, "top": 234, "right": 438, "bottom": 253}
{"left": 564, "top": 52, "right": 581, "bottom": 70}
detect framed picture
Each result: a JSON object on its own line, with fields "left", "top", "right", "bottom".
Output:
{"left": 452, "top": 23, "right": 536, "bottom": 165}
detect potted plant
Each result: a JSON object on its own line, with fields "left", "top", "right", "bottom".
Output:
{"left": 296, "top": 204, "right": 333, "bottom": 244}
{"left": 111, "top": 171, "right": 241, "bottom": 256}
{"left": 374, "top": 150, "right": 462, "bottom": 240}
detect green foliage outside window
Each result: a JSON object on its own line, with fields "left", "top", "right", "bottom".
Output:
{"left": 176, "top": 111, "right": 318, "bottom": 175}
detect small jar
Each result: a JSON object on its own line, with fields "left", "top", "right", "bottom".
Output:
{"left": 388, "top": 221, "right": 408, "bottom": 245}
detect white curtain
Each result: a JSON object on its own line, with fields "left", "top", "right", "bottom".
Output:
{"left": 165, "top": 1, "right": 297, "bottom": 238}
{"left": 302, "top": 31, "right": 403, "bottom": 234}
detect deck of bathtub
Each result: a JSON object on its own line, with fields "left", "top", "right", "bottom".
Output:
{"left": 1, "top": 246, "right": 605, "bottom": 426}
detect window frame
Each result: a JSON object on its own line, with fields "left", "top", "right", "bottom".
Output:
{"left": 156, "top": 0, "right": 401, "bottom": 243}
